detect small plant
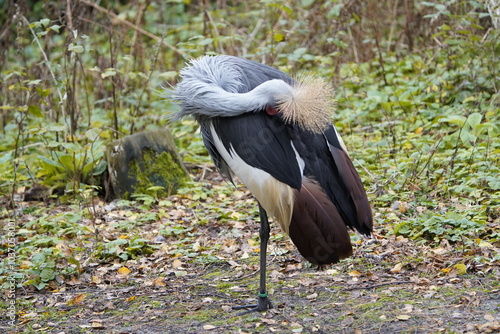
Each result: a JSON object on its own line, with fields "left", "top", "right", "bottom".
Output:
{"left": 394, "top": 211, "right": 487, "bottom": 243}
{"left": 95, "top": 236, "right": 158, "bottom": 261}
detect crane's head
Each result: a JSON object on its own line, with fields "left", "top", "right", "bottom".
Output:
{"left": 264, "top": 75, "right": 335, "bottom": 134}
{"left": 171, "top": 55, "right": 335, "bottom": 134}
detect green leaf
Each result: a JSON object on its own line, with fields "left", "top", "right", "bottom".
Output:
{"left": 40, "top": 18, "right": 51, "bottom": 27}
{"left": 68, "top": 43, "right": 84, "bottom": 53}
{"left": 101, "top": 68, "right": 117, "bottom": 78}
{"left": 439, "top": 115, "right": 466, "bottom": 127}
{"left": 459, "top": 128, "right": 477, "bottom": 145}
{"left": 466, "top": 112, "right": 482, "bottom": 128}
{"left": 40, "top": 268, "right": 56, "bottom": 282}
{"left": 301, "top": 0, "right": 314, "bottom": 8}
{"left": 28, "top": 105, "right": 43, "bottom": 118}
{"left": 31, "top": 253, "right": 46, "bottom": 265}
{"left": 486, "top": 177, "right": 500, "bottom": 190}
{"left": 27, "top": 79, "right": 42, "bottom": 86}
{"left": 198, "top": 38, "right": 213, "bottom": 46}
{"left": 47, "top": 123, "right": 66, "bottom": 132}
{"left": 49, "top": 25, "right": 61, "bottom": 33}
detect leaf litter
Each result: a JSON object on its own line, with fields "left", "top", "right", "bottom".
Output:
{"left": 3, "top": 169, "right": 499, "bottom": 333}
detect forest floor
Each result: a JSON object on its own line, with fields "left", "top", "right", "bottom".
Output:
{"left": 3, "top": 171, "right": 500, "bottom": 334}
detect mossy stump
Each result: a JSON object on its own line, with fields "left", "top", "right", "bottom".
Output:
{"left": 105, "top": 129, "right": 190, "bottom": 199}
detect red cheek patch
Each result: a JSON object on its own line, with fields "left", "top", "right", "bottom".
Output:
{"left": 265, "top": 105, "right": 279, "bottom": 115}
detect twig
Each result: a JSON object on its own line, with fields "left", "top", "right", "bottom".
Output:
{"left": 66, "top": 0, "right": 73, "bottom": 31}
{"left": 242, "top": 18, "right": 264, "bottom": 56}
{"left": 79, "top": 0, "right": 187, "bottom": 58}
{"left": 204, "top": 9, "right": 225, "bottom": 55}
{"left": 341, "top": 280, "right": 412, "bottom": 291}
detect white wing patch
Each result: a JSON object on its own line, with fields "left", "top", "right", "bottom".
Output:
{"left": 210, "top": 124, "right": 295, "bottom": 234}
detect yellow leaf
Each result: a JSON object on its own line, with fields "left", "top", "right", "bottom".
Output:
{"left": 91, "top": 321, "right": 105, "bottom": 328}
{"left": 453, "top": 263, "right": 467, "bottom": 275}
{"left": 126, "top": 296, "right": 136, "bottom": 302}
{"left": 20, "top": 261, "right": 31, "bottom": 269}
{"left": 230, "top": 212, "right": 241, "bottom": 219}
{"left": 273, "top": 32, "right": 285, "bottom": 42}
{"left": 463, "top": 96, "right": 476, "bottom": 103}
{"left": 119, "top": 235, "right": 129, "bottom": 239}
{"left": 67, "top": 293, "right": 86, "bottom": 305}
{"left": 118, "top": 266, "right": 131, "bottom": 276}
{"left": 247, "top": 239, "right": 257, "bottom": 247}
{"left": 397, "top": 314, "right": 411, "bottom": 320}
{"left": 414, "top": 127, "right": 423, "bottom": 134}
{"left": 475, "top": 239, "right": 493, "bottom": 248}
{"left": 152, "top": 277, "right": 166, "bottom": 286}
{"left": 403, "top": 142, "right": 413, "bottom": 149}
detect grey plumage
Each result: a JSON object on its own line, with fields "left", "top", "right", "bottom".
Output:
{"left": 172, "top": 56, "right": 293, "bottom": 120}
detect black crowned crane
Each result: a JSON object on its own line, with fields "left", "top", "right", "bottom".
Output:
{"left": 171, "top": 55, "right": 373, "bottom": 313}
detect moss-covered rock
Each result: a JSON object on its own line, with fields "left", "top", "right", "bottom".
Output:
{"left": 106, "top": 129, "right": 190, "bottom": 199}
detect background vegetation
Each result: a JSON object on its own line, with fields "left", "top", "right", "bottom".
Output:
{"left": 0, "top": 0, "right": 498, "bottom": 299}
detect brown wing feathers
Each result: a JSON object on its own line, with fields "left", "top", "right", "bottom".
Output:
{"left": 328, "top": 144, "right": 373, "bottom": 235}
{"left": 288, "top": 177, "right": 353, "bottom": 265}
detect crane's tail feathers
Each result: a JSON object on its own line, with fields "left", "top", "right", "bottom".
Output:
{"left": 288, "top": 177, "right": 353, "bottom": 265}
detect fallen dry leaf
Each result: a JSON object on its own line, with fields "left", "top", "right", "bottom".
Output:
{"left": 306, "top": 293, "right": 318, "bottom": 300}
{"left": 390, "top": 263, "right": 404, "bottom": 273}
{"left": 203, "top": 325, "right": 217, "bottom": 330}
{"left": 348, "top": 270, "right": 361, "bottom": 277}
{"left": 261, "top": 318, "right": 277, "bottom": 325}
{"left": 172, "top": 259, "right": 183, "bottom": 268}
{"left": 221, "top": 305, "right": 232, "bottom": 312}
{"left": 117, "top": 266, "right": 131, "bottom": 276}
{"left": 151, "top": 277, "right": 167, "bottom": 286}
{"left": 66, "top": 294, "right": 86, "bottom": 305}
{"left": 91, "top": 321, "right": 105, "bottom": 328}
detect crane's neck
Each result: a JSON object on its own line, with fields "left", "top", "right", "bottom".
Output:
{"left": 173, "top": 79, "right": 292, "bottom": 120}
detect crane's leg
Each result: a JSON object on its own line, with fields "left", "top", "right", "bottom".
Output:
{"left": 232, "top": 203, "right": 273, "bottom": 313}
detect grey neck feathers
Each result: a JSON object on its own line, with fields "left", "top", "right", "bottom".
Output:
{"left": 173, "top": 79, "right": 291, "bottom": 120}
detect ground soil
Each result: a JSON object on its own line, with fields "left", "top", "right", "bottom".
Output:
{"left": 2, "top": 171, "right": 499, "bottom": 334}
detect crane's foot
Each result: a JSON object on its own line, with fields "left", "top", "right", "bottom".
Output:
{"left": 232, "top": 295, "right": 273, "bottom": 315}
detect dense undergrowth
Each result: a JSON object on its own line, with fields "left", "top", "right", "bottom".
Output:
{"left": 0, "top": 0, "right": 498, "bottom": 291}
